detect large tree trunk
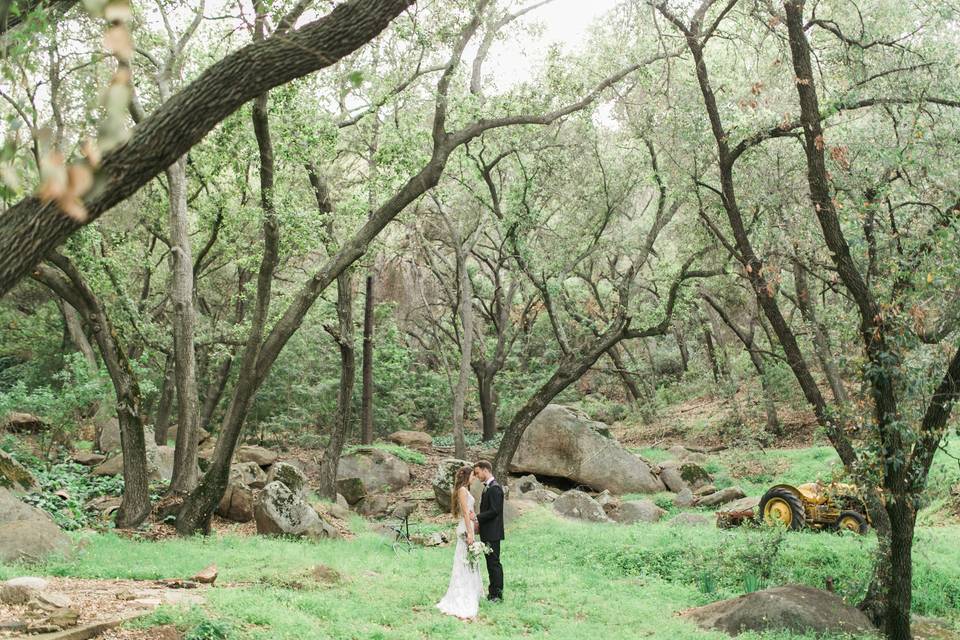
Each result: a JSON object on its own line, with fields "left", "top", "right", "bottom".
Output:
{"left": 166, "top": 155, "right": 200, "bottom": 493}
{"left": 476, "top": 366, "right": 497, "bottom": 441}
{"left": 34, "top": 258, "right": 151, "bottom": 527}
{"left": 360, "top": 273, "right": 375, "bottom": 444}
{"left": 153, "top": 355, "right": 175, "bottom": 444}
{"left": 0, "top": 0, "right": 414, "bottom": 298}
{"left": 318, "top": 271, "right": 356, "bottom": 500}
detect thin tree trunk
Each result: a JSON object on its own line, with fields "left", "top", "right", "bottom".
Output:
{"left": 59, "top": 300, "right": 98, "bottom": 373}
{"left": 451, "top": 248, "right": 474, "bottom": 460}
{"left": 701, "top": 311, "right": 723, "bottom": 383}
{"left": 792, "top": 258, "right": 848, "bottom": 407}
{"left": 166, "top": 154, "right": 200, "bottom": 493}
{"left": 154, "top": 355, "right": 175, "bottom": 444}
{"left": 176, "top": 13, "right": 281, "bottom": 532}
{"left": 199, "top": 356, "right": 231, "bottom": 431}
{"left": 360, "top": 273, "right": 375, "bottom": 444}
{"left": 673, "top": 326, "right": 689, "bottom": 373}
{"left": 608, "top": 344, "right": 642, "bottom": 405}
{"left": 319, "top": 271, "right": 355, "bottom": 500}
{"left": 34, "top": 258, "right": 151, "bottom": 527}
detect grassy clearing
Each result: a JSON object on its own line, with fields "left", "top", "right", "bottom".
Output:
{"left": 3, "top": 505, "right": 958, "bottom": 639}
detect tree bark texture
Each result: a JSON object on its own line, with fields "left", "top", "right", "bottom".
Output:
{"left": 0, "top": 0, "right": 414, "bottom": 298}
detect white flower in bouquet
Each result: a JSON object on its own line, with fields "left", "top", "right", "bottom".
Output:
{"left": 465, "top": 539, "right": 492, "bottom": 571}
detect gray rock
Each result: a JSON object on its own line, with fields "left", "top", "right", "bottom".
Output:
{"left": 253, "top": 481, "right": 337, "bottom": 539}
{"left": 2, "top": 412, "right": 45, "bottom": 433}
{"left": 232, "top": 461, "right": 268, "bottom": 489}
{"left": 91, "top": 429, "right": 162, "bottom": 481}
{"left": 216, "top": 477, "right": 254, "bottom": 523}
{"left": 70, "top": 450, "right": 105, "bottom": 466}
{"left": 267, "top": 462, "right": 306, "bottom": 495}
{"left": 669, "top": 513, "right": 712, "bottom": 527}
{"left": 510, "top": 404, "right": 664, "bottom": 494}
{"left": 718, "top": 496, "right": 761, "bottom": 513}
{"left": 1, "top": 576, "right": 48, "bottom": 605}
{"left": 337, "top": 448, "right": 410, "bottom": 494}
{"left": 236, "top": 445, "right": 278, "bottom": 467}
{"left": 667, "top": 445, "right": 689, "bottom": 460}
{"left": 336, "top": 477, "right": 366, "bottom": 505}
{"left": 0, "top": 488, "right": 71, "bottom": 564}
{"left": 659, "top": 460, "right": 712, "bottom": 494}
{"left": 167, "top": 424, "right": 211, "bottom": 446}
{"left": 357, "top": 494, "right": 390, "bottom": 517}
{"left": 673, "top": 488, "right": 696, "bottom": 508}
{"left": 0, "top": 450, "right": 35, "bottom": 493}
{"left": 553, "top": 489, "right": 612, "bottom": 523}
{"left": 387, "top": 430, "right": 433, "bottom": 450}
{"left": 431, "top": 458, "right": 472, "bottom": 511}
{"left": 515, "top": 474, "right": 544, "bottom": 495}
{"left": 96, "top": 417, "right": 121, "bottom": 453}
{"left": 695, "top": 484, "right": 718, "bottom": 497}
{"left": 697, "top": 486, "right": 746, "bottom": 507}
{"left": 523, "top": 488, "right": 558, "bottom": 504}
{"left": 682, "top": 584, "right": 876, "bottom": 636}
{"left": 610, "top": 499, "right": 666, "bottom": 524}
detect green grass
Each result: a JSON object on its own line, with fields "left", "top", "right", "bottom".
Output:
{"left": 344, "top": 443, "right": 427, "bottom": 465}
{"left": 3, "top": 505, "right": 958, "bottom": 639}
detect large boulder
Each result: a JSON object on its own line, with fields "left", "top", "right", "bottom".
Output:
{"left": 166, "top": 424, "right": 211, "bottom": 446}
{"left": 658, "top": 460, "right": 713, "bottom": 494}
{"left": 267, "top": 462, "right": 306, "bottom": 495}
{"left": 233, "top": 461, "right": 268, "bottom": 488}
{"left": 553, "top": 489, "right": 612, "bottom": 523}
{"left": 718, "top": 496, "right": 760, "bottom": 514}
{"left": 215, "top": 462, "right": 273, "bottom": 523}
{"left": 236, "top": 445, "right": 278, "bottom": 467}
{"left": 0, "top": 450, "right": 35, "bottom": 493}
{"left": 337, "top": 448, "right": 410, "bottom": 494}
{"left": 95, "top": 417, "right": 121, "bottom": 453}
{"left": 0, "top": 488, "right": 72, "bottom": 564}
{"left": 2, "top": 412, "right": 45, "bottom": 433}
{"left": 431, "top": 458, "right": 472, "bottom": 511}
{"left": 336, "top": 477, "right": 366, "bottom": 505}
{"left": 682, "top": 584, "right": 876, "bottom": 636}
{"left": 253, "top": 481, "right": 338, "bottom": 539}
{"left": 510, "top": 405, "right": 664, "bottom": 494}
{"left": 356, "top": 494, "right": 391, "bottom": 517}
{"left": 91, "top": 432, "right": 163, "bottom": 482}
{"left": 388, "top": 430, "right": 432, "bottom": 450}
{"left": 610, "top": 499, "right": 666, "bottom": 524}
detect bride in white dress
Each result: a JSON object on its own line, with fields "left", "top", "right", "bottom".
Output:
{"left": 437, "top": 466, "right": 483, "bottom": 620}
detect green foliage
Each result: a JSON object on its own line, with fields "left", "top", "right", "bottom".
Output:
{"left": 0, "top": 354, "right": 107, "bottom": 451}
{"left": 185, "top": 618, "right": 234, "bottom": 640}
{"left": 18, "top": 458, "right": 123, "bottom": 530}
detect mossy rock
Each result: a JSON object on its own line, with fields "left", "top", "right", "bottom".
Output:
{"left": 0, "top": 451, "right": 35, "bottom": 493}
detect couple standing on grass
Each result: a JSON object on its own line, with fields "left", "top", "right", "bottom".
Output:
{"left": 436, "top": 460, "right": 505, "bottom": 620}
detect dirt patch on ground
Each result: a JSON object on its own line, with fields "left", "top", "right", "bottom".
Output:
{"left": 0, "top": 577, "right": 207, "bottom": 638}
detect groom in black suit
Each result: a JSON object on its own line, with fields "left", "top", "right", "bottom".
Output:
{"left": 472, "top": 460, "right": 504, "bottom": 602}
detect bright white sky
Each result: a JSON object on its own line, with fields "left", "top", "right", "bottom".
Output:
{"left": 486, "top": 0, "right": 621, "bottom": 87}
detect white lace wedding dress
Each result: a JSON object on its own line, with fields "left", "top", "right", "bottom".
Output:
{"left": 436, "top": 492, "right": 483, "bottom": 619}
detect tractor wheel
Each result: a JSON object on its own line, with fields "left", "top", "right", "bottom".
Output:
{"left": 835, "top": 510, "right": 869, "bottom": 535}
{"left": 759, "top": 488, "right": 805, "bottom": 530}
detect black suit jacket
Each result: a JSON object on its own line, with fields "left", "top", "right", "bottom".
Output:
{"left": 476, "top": 480, "right": 505, "bottom": 541}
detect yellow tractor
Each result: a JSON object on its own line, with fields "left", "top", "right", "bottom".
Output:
{"left": 758, "top": 482, "right": 870, "bottom": 534}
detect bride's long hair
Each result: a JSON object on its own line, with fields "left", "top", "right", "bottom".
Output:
{"left": 450, "top": 466, "right": 473, "bottom": 517}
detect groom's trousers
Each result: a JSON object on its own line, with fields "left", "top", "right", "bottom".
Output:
{"left": 485, "top": 540, "right": 503, "bottom": 600}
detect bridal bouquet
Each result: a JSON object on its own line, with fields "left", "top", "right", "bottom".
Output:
{"left": 465, "top": 540, "right": 492, "bottom": 570}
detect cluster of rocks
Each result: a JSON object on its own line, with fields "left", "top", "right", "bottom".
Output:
{"left": 252, "top": 462, "right": 339, "bottom": 540}
{"left": 0, "top": 577, "right": 79, "bottom": 634}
